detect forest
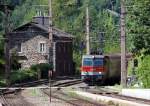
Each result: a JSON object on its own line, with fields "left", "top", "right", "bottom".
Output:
{"left": 0, "top": 0, "right": 150, "bottom": 88}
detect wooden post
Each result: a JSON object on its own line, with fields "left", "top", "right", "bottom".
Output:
{"left": 48, "top": 0, "right": 54, "bottom": 67}
{"left": 120, "top": 0, "right": 127, "bottom": 88}
{"left": 48, "top": 0, "right": 52, "bottom": 41}
{"left": 48, "top": 70, "right": 52, "bottom": 103}
{"left": 38, "top": 69, "right": 41, "bottom": 80}
{"left": 48, "top": 0, "right": 53, "bottom": 103}
{"left": 4, "top": 5, "right": 11, "bottom": 85}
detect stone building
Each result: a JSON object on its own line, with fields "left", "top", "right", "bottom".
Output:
{"left": 9, "top": 17, "right": 74, "bottom": 76}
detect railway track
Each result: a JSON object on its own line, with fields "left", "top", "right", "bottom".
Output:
{"left": 0, "top": 92, "right": 32, "bottom": 106}
{"left": 42, "top": 89, "right": 106, "bottom": 106}
{"left": 11, "top": 79, "right": 82, "bottom": 88}
{"left": 0, "top": 95, "right": 9, "bottom": 106}
{"left": 0, "top": 79, "right": 83, "bottom": 106}
{"left": 0, "top": 78, "right": 83, "bottom": 106}
{"left": 12, "top": 79, "right": 49, "bottom": 87}
{"left": 53, "top": 79, "right": 82, "bottom": 87}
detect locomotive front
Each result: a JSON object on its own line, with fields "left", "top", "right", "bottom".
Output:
{"left": 81, "top": 55, "right": 105, "bottom": 82}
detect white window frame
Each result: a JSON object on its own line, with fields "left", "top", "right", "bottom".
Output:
{"left": 39, "top": 41, "right": 46, "bottom": 54}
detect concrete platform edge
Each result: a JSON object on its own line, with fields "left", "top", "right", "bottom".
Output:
{"left": 72, "top": 90, "right": 150, "bottom": 106}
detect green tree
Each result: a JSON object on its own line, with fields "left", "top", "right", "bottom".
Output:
{"left": 126, "top": 0, "right": 150, "bottom": 88}
{"left": 136, "top": 55, "right": 150, "bottom": 88}
{"left": 126, "top": 0, "right": 150, "bottom": 54}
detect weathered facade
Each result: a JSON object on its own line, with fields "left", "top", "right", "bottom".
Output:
{"left": 9, "top": 17, "right": 74, "bottom": 76}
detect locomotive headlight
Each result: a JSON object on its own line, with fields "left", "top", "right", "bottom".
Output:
{"left": 99, "top": 72, "right": 102, "bottom": 74}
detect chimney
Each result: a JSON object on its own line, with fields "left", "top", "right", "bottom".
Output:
{"left": 32, "top": 16, "right": 49, "bottom": 28}
{"left": 32, "top": 9, "right": 49, "bottom": 28}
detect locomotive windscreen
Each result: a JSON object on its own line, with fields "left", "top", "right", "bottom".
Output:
{"left": 82, "top": 58, "right": 103, "bottom": 66}
{"left": 93, "top": 58, "right": 103, "bottom": 66}
{"left": 83, "top": 58, "right": 93, "bottom": 66}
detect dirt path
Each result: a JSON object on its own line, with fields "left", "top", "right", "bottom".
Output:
{"left": 21, "top": 89, "right": 73, "bottom": 106}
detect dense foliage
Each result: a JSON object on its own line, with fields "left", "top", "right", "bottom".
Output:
{"left": 10, "top": 69, "right": 37, "bottom": 84}
{"left": 0, "top": 63, "right": 52, "bottom": 86}
{"left": 126, "top": 0, "right": 150, "bottom": 88}
{"left": 136, "top": 55, "right": 150, "bottom": 88}
{"left": 30, "top": 63, "right": 53, "bottom": 78}
{"left": 126, "top": 0, "right": 150, "bottom": 54}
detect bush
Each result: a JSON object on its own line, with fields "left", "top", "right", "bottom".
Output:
{"left": 136, "top": 55, "right": 150, "bottom": 88}
{"left": 30, "top": 63, "right": 53, "bottom": 78}
{"left": 10, "top": 69, "right": 37, "bottom": 84}
{"left": 0, "top": 76, "right": 7, "bottom": 87}
{"left": 73, "top": 51, "right": 82, "bottom": 74}
{"left": 8, "top": 63, "right": 53, "bottom": 85}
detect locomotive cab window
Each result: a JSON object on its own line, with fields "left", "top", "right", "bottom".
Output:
{"left": 83, "top": 58, "right": 93, "bottom": 66}
{"left": 93, "top": 58, "right": 103, "bottom": 66}
{"left": 82, "top": 58, "right": 104, "bottom": 66}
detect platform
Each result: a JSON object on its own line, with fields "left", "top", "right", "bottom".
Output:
{"left": 122, "top": 89, "right": 150, "bottom": 100}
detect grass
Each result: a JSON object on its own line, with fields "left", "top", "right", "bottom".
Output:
{"left": 104, "top": 84, "right": 123, "bottom": 92}
{"left": 0, "top": 76, "right": 7, "bottom": 87}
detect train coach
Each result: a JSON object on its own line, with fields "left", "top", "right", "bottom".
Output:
{"left": 81, "top": 54, "right": 123, "bottom": 84}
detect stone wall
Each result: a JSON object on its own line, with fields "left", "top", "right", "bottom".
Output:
{"left": 10, "top": 33, "right": 51, "bottom": 68}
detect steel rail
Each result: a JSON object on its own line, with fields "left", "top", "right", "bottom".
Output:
{"left": 0, "top": 79, "right": 82, "bottom": 91}
{"left": 12, "top": 79, "right": 49, "bottom": 87}
{"left": 0, "top": 95, "right": 10, "bottom": 106}
{"left": 53, "top": 80, "right": 82, "bottom": 87}
{"left": 2, "top": 91, "right": 32, "bottom": 106}
{"left": 12, "top": 79, "right": 82, "bottom": 87}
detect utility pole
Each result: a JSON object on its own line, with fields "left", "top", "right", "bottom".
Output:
{"left": 120, "top": 0, "right": 127, "bottom": 88}
{"left": 48, "top": 0, "right": 55, "bottom": 72}
{"left": 49, "top": 0, "right": 53, "bottom": 41}
{"left": 1, "top": 2, "right": 15, "bottom": 86}
{"left": 49, "top": 0, "right": 56, "bottom": 76}
{"left": 86, "top": 7, "right": 90, "bottom": 55}
{"left": 99, "top": 32, "right": 105, "bottom": 55}
{"left": 3, "top": 4, "right": 11, "bottom": 85}
{"left": 48, "top": 0, "right": 52, "bottom": 103}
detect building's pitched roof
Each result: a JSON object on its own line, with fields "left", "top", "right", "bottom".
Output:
{"left": 12, "top": 22, "right": 74, "bottom": 38}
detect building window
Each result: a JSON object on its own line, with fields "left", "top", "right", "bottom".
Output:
{"left": 63, "top": 43, "right": 66, "bottom": 52}
{"left": 64, "top": 46, "right": 66, "bottom": 52}
{"left": 17, "top": 43, "right": 22, "bottom": 53}
{"left": 64, "top": 61, "right": 66, "bottom": 73}
{"left": 39, "top": 42, "right": 46, "bottom": 53}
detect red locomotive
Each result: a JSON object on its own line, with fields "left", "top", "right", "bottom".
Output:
{"left": 81, "top": 54, "right": 124, "bottom": 84}
{"left": 81, "top": 55, "right": 105, "bottom": 82}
